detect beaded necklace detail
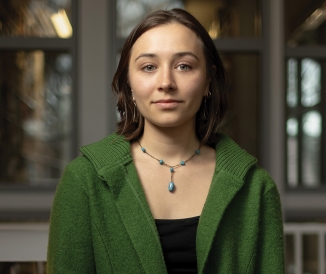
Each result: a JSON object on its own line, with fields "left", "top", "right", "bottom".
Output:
{"left": 137, "top": 140, "right": 200, "bottom": 192}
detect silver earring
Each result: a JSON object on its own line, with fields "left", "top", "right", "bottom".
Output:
{"left": 131, "top": 90, "right": 136, "bottom": 121}
{"left": 133, "top": 99, "right": 137, "bottom": 122}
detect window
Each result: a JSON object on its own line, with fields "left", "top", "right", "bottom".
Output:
{"left": 0, "top": 0, "right": 77, "bottom": 220}
{"left": 286, "top": 58, "right": 325, "bottom": 188}
{"left": 0, "top": 51, "right": 73, "bottom": 187}
{"left": 285, "top": 0, "right": 326, "bottom": 191}
{"left": 284, "top": 0, "right": 326, "bottom": 220}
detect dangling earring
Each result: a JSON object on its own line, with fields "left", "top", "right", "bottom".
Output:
{"left": 133, "top": 100, "right": 137, "bottom": 122}
{"left": 131, "top": 91, "right": 137, "bottom": 122}
{"left": 203, "top": 91, "right": 211, "bottom": 120}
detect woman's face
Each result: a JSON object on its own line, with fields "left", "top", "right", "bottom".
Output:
{"left": 128, "top": 23, "right": 209, "bottom": 129}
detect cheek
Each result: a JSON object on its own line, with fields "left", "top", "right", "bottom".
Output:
{"left": 132, "top": 83, "right": 153, "bottom": 103}
{"left": 129, "top": 73, "right": 154, "bottom": 97}
{"left": 183, "top": 77, "right": 208, "bottom": 98}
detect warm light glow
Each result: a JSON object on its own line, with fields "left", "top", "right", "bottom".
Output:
{"left": 208, "top": 19, "right": 220, "bottom": 39}
{"left": 51, "top": 9, "right": 73, "bottom": 38}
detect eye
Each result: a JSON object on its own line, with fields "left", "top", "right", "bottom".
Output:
{"left": 177, "top": 63, "right": 191, "bottom": 71}
{"left": 142, "top": 65, "right": 156, "bottom": 72}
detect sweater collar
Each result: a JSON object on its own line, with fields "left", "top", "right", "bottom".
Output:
{"left": 80, "top": 133, "right": 257, "bottom": 181}
{"left": 80, "top": 133, "right": 132, "bottom": 172}
{"left": 215, "top": 134, "right": 257, "bottom": 179}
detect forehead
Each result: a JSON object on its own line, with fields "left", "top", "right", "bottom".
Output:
{"left": 130, "top": 23, "right": 204, "bottom": 57}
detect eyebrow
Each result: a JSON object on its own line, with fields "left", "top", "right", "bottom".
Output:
{"left": 173, "top": 51, "right": 199, "bottom": 60}
{"left": 134, "top": 51, "right": 199, "bottom": 62}
{"left": 135, "top": 53, "right": 156, "bottom": 62}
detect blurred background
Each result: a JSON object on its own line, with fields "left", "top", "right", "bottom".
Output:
{"left": 0, "top": 0, "right": 325, "bottom": 273}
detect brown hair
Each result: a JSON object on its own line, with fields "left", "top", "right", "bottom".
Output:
{"left": 112, "top": 8, "right": 228, "bottom": 146}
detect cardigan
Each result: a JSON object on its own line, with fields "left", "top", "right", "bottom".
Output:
{"left": 47, "top": 133, "right": 285, "bottom": 274}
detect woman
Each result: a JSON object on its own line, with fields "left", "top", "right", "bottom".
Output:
{"left": 47, "top": 9, "right": 285, "bottom": 273}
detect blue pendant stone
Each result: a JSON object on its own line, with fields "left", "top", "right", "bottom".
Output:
{"left": 141, "top": 147, "right": 146, "bottom": 153}
{"left": 195, "top": 149, "right": 200, "bottom": 154}
{"left": 170, "top": 167, "right": 174, "bottom": 172}
{"left": 180, "top": 160, "right": 185, "bottom": 166}
{"left": 159, "top": 159, "right": 164, "bottom": 165}
{"left": 168, "top": 182, "right": 175, "bottom": 192}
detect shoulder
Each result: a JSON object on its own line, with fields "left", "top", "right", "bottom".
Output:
{"left": 246, "top": 166, "right": 279, "bottom": 197}
{"left": 63, "top": 155, "right": 98, "bottom": 182}
{"left": 58, "top": 133, "right": 130, "bottom": 189}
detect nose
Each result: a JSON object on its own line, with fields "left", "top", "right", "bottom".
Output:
{"left": 158, "top": 66, "right": 176, "bottom": 92}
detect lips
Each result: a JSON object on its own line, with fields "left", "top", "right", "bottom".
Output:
{"left": 153, "top": 99, "right": 182, "bottom": 104}
{"left": 153, "top": 99, "right": 182, "bottom": 109}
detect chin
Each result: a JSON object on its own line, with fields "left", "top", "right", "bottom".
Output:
{"left": 144, "top": 117, "right": 195, "bottom": 129}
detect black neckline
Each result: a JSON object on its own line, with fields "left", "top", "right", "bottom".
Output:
{"left": 155, "top": 215, "right": 200, "bottom": 224}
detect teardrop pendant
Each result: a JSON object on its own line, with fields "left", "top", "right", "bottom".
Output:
{"left": 168, "top": 182, "right": 175, "bottom": 192}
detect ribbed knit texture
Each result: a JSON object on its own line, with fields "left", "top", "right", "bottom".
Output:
{"left": 47, "top": 133, "right": 285, "bottom": 274}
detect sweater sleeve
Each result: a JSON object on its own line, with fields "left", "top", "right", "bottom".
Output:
{"left": 254, "top": 185, "right": 285, "bottom": 274}
{"left": 47, "top": 160, "right": 96, "bottom": 274}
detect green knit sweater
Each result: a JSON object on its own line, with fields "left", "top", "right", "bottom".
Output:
{"left": 47, "top": 133, "right": 285, "bottom": 273}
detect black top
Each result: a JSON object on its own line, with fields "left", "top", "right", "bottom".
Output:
{"left": 155, "top": 216, "right": 200, "bottom": 273}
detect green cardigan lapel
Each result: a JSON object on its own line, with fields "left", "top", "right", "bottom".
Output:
{"left": 100, "top": 163, "right": 167, "bottom": 273}
{"left": 196, "top": 135, "right": 257, "bottom": 273}
{"left": 196, "top": 171, "right": 245, "bottom": 273}
{"left": 81, "top": 134, "right": 167, "bottom": 273}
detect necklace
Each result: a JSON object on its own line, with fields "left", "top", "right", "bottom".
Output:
{"left": 137, "top": 140, "right": 200, "bottom": 192}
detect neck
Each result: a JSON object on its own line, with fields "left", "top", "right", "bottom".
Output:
{"left": 139, "top": 120, "right": 200, "bottom": 162}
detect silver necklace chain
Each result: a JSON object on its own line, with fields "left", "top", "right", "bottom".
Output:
{"left": 137, "top": 140, "right": 200, "bottom": 192}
